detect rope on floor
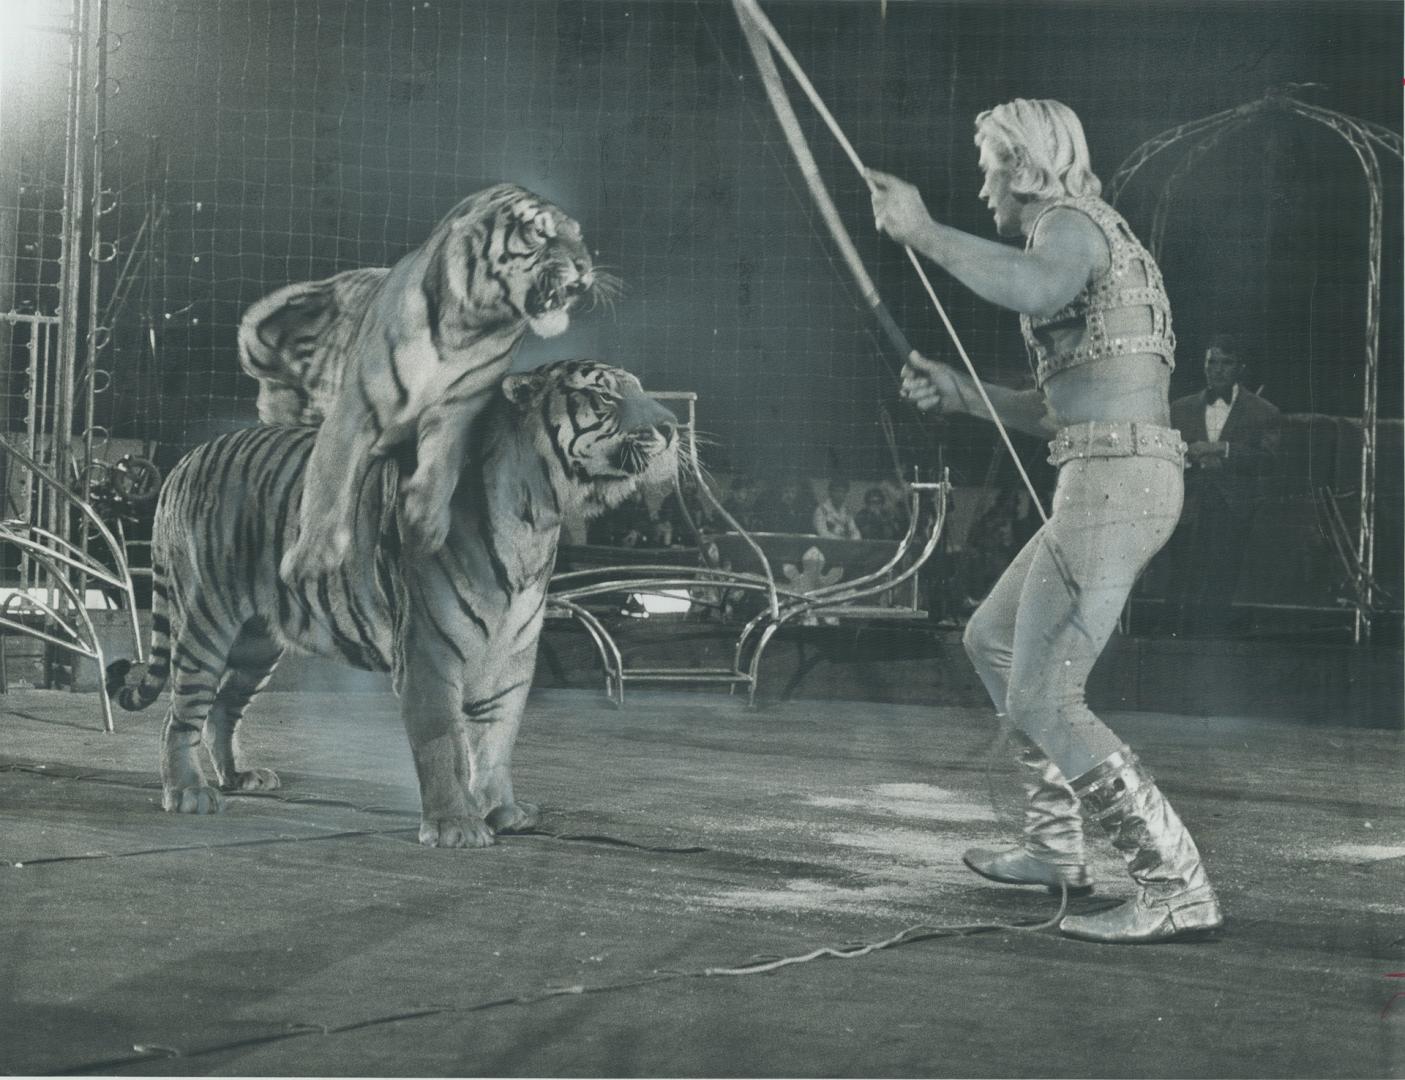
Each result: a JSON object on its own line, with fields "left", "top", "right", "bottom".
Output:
{"left": 516, "top": 826, "right": 710, "bottom": 854}
{"left": 52, "top": 890, "right": 1071, "bottom": 1075}
{"left": 702, "top": 891, "right": 1068, "bottom": 976}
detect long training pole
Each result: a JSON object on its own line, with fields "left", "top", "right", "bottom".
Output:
{"left": 732, "top": 0, "right": 1049, "bottom": 524}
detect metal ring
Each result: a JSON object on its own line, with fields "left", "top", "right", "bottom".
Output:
{"left": 96, "top": 188, "right": 118, "bottom": 216}
{"left": 90, "top": 326, "right": 111, "bottom": 350}
{"left": 91, "top": 369, "right": 112, "bottom": 395}
{"left": 90, "top": 241, "right": 118, "bottom": 264}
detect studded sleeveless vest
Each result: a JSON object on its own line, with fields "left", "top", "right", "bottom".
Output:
{"left": 1019, "top": 196, "right": 1176, "bottom": 389}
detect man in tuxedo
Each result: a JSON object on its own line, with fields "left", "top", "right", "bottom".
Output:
{"left": 1166, "top": 336, "right": 1281, "bottom": 635}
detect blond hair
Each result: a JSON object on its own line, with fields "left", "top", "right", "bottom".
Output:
{"left": 974, "top": 99, "right": 1102, "bottom": 201}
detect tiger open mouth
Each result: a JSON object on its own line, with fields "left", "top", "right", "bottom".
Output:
{"left": 526, "top": 267, "right": 592, "bottom": 338}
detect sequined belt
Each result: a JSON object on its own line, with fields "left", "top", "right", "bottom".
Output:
{"left": 1047, "top": 421, "right": 1186, "bottom": 469}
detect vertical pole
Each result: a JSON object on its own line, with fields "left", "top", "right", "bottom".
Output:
{"left": 43, "top": 0, "right": 91, "bottom": 686}
{"left": 17, "top": 321, "right": 40, "bottom": 587}
{"left": 80, "top": 0, "right": 111, "bottom": 550}
{"left": 0, "top": 0, "right": 22, "bottom": 446}
{"left": 53, "top": 0, "right": 91, "bottom": 547}
{"left": 0, "top": 205, "right": 16, "bottom": 454}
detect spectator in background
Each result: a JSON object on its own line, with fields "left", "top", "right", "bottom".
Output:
{"left": 813, "top": 478, "right": 862, "bottom": 539}
{"left": 658, "top": 473, "right": 717, "bottom": 544}
{"left": 1173, "top": 336, "right": 1280, "bottom": 473}
{"left": 586, "top": 490, "right": 655, "bottom": 548}
{"left": 757, "top": 478, "right": 817, "bottom": 534}
{"left": 855, "top": 486, "right": 903, "bottom": 542}
{"left": 727, "top": 473, "right": 764, "bottom": 531}
{"left": 1167, "top": 336, "right": 1281, "bottom": 636}
{"left": 652, "top": 513, "right": 677, "bottom": 549}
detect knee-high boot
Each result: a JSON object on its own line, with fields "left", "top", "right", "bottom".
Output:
{"left": 963, "top": 734, "right": 1093, "bottom": 895}
{"left": 1059, "top": 748, "right": 1223, "bottom": 943}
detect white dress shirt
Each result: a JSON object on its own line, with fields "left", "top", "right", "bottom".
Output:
{"left": 813, "top": 499, "right": 861, "bottom": 540}
{"left": 1205, "top": 384, "right": 1239, "bottom": 443}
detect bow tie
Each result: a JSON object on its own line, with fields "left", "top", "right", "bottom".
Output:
{"left": 1206, "top": 388, "right": 1234, "bottom": 406}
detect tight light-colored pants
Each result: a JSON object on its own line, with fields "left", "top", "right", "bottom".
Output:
{"left": 963, "top": 453, "right": 1183, "bottom": 781}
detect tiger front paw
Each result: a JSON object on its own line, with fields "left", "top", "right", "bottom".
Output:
{"left": 418, "top": 815, "right": 495, "bottom": 849}
{"left": 220, "top": 768, "right": 281, "bottom": 793}
{"left": 401, "top": 478, "right": 451, "bottom": 557}
{"left": 163, "top": 784, "right": 225, "bottom": 814}
{"left": 486, "top": 801, "right": 541, "bottom": 834}
{"left": 279, "top": 527, "right": 351, "bottom": 584}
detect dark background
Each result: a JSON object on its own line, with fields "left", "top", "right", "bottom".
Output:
{"left": 69, "top": 0, "right": 1398, "bottom": 486}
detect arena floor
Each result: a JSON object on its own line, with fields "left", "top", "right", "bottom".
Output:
{"left": 2, "top": 686, "right": 1402, "bottom": 1078}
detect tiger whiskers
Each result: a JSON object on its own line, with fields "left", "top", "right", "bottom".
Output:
{"left": 686, "top": 456, "right": 728, "bottom": 504}
{"left": 617, "top": 437, "right": 650, "bottom": 476}
{"left": 589, "top": 265, "right": 625, "bottom": 293}
{"left": 674, "top": 433, "right": 707, "bottom": 479}
{"left": 585, "top": 269, "right": 625, "bottom": 317}
{"left": 687, "top": 428, "right": 723, "bottom": 464}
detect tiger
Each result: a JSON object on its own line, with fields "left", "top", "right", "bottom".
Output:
{"left": 238, "top": 183, "right": 616, "bottom": 585}
{"left": 105, "top": 361, "right": 678, "bottom": 848}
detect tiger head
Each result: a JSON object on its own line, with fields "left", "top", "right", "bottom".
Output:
{"left": 433, "top": 184, "right": 609, "bottom": 341}
{"left": 500, "top": 360, "right": 680, "bottom": 518}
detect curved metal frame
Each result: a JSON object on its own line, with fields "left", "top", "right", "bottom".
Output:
{"left": 548, "top": 470, "right": 950, "bottom": 707}
{"left": 732, "top": 473, "right": 949, "bottom": 706}
{"left": 0, "top": 549, "right": 113, "bottom": 732}
{"left": 1, "top": 433, "right": 143, "bottom": 731}
{"left": 546, "top": 596, "right": 626, "bottom": 707}
{"left": 1108, "top": 88, "right": 1402, "bottom": 643}
{"left": 1, "top": 433, "right": 144, "bottom": 650}
{"left": 547, "top": 570, "right": 811, "bottom": 706}
{"left": 650, "top": 391, "right": 780, "bottom": 619}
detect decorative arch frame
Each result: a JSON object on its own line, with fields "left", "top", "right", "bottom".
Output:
{"left": 1108, "top": 88, "right": 1403, "bottom": 643}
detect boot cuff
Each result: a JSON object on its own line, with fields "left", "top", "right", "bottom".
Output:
{"left": 1069, "top": 748, "right": 1154, "bottom": 823}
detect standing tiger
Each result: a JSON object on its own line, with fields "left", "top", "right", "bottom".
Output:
{"left": 239, "top": 184, "right": 615, "bottom": 584}
{"left": 105, "top": 361, "right": 678, "bottom": 848}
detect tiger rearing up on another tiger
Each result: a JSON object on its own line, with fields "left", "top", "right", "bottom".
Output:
{"left": 239, "top": 184, "right": 612, "bottom": 585}
{"left": 106, "top": 361, "right": 678, "bottom": 848}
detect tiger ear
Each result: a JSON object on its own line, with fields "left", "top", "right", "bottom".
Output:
{"left": 502, "top": 371, "right": 547, "bottom": 407}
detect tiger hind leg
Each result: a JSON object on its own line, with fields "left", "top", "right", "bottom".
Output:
{"left": 206, "top": 619, "right": 285, "bottom": 795}
{"left": 160, "top": 616, "right": 240, "bottom": 814}
{"left": 161, "top": 670, "right": 227, "bottom": 814}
